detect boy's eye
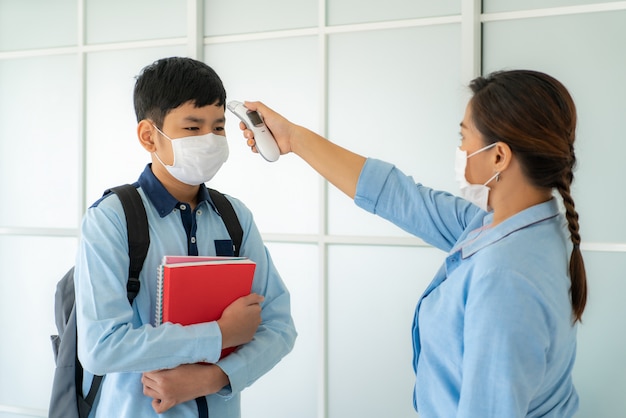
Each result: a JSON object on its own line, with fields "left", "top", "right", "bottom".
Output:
{"left": 185, "top": 127, "right": 200, "bottom": 131}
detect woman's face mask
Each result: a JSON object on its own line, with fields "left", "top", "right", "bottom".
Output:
{"left": 454, "top": 143, "right": 499, "bottom": 212}
{"left": 153, "top": 125, "right": 229, "bottom": 185}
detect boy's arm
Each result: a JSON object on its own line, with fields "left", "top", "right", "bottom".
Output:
{"left": 211, "top": 198, "right": 298, "bottom": 398}
{"left": 140, "top": 199, "right": 297, "bottom": 405}
{"left": 75, "top": 198, "right": 228, "bottom": 375}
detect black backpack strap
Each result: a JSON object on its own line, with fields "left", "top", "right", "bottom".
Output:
{"left": 81, "top": 374, "right": 103, "bottom": 414}
{"left": 75, "top": 184, "right": 150, "bottom": 416}
{"left": 208, "top": 188, "right": 243, "bottom": 257}
{"left": 109, "top": 185, "right": 150, "bottom": 302}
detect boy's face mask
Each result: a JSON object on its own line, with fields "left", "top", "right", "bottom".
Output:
{"left": 454, "top": 143, "right": 499, "bottom": 212}
{"left": 153, "top": 125, "right": 229, "bottom": 185}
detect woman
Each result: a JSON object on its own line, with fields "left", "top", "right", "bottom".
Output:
{"left": 240, "top": 70, "right": 587, "bottom": 417}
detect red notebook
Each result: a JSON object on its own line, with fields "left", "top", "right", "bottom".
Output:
{"left": 155, "top": 256, "right": 256, "bottom": 359}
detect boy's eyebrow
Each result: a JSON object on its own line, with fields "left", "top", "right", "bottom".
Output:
{"left": 183, "top": 116, "right": 225, "bottom": 124}
{"left": 183, "top": 115, "right": 205, "bottom": 124}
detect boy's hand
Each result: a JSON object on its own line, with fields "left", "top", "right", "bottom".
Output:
{"left": 217, "top": 293, "right": 264, "bottom": 349}
{"left": 142, "top": 363, "right": 229, "bottom": 413}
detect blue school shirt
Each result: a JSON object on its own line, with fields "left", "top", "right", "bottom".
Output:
{"left": 354, "top": 158, "right": 579, "bottom": 417}
{"left": 74, "top": 164, "right": 297, "bottom": 417}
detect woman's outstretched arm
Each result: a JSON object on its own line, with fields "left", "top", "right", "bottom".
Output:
{"left": 241, "top": 101, "right": 366, "bottom": 199}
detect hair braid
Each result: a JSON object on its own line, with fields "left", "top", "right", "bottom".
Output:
{"left": 470, "top": 69, "right": 588, "bottom": 323}
{"left": 556, "top": 174, "right": 587, "bottom": 323}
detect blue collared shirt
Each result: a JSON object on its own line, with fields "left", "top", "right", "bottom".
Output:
{"left": 355, "top": 158, "right": 579, "bottom": 417}
{"left": 75, "top": 165, "right": 297, "bottom": 417}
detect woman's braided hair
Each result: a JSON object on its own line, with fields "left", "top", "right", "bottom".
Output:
{"left": 469, "top": 70, "right": 587, "bottom": 323}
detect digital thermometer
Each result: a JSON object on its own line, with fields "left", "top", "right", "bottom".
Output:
{"left": 227, "top": 100, "right": 280, "bottom": 162}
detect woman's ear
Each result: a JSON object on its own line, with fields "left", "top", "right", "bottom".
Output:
{"left": 137, "top": 120, "right": 156, "bottom": 152}
{"left": 494, "top": 141, "right": 512, "bottom": 172}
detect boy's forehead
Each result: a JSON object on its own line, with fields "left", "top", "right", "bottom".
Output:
{"left": 166, "top": 100, "right": 225, "bottom": 122}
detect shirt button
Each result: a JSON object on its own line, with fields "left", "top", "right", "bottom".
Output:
{"left": 180, "top": 204, "right": 187, "bottom": 210}
{"left": 191, "top": 237, "right": 196, "bottom": 244}
{"left": 196, "top": 210, "right": 202, "bottom": 216}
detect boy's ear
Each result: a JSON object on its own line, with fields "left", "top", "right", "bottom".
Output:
{"left": 137, "top": 120, "right": 156, "bottom": 152}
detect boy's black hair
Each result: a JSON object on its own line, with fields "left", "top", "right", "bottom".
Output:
{"left": 133, "top": 57, "right": 227, "bottom": 127}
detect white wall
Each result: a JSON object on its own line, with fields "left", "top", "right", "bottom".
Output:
{"left": 0, "top": 1, "right": 624, "bottom": 417}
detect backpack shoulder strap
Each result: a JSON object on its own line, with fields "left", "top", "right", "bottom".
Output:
{"left": 108, "top": 184, "right": 150, "bottom": 302}
{"left": 72, "top": 185, "right": 149, "bottom": 417}
{"left": 208, "top": 188, "right": 243, "bottom": 257}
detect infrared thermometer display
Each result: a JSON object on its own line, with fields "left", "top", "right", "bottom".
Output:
{"left": 227, "top": 101, "right": 280, "bottom": 162}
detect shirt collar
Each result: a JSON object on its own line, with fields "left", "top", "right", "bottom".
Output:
{"left": 457, "top": 198, "right": 560, "bottom": 259}
{"left": 137, "top": 164, "right": 213, "bottom": 218}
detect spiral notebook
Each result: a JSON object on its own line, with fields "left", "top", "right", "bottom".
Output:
{"left": 156, "top": 255, "right": 256, "bottom": 359}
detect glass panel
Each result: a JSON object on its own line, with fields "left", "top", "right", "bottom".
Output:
{"left": 84, "top": 46, "right": 186, "bottom": 205}
{"left": 573, "top": 251, "right": 626, "bottom": 418}
{"left": 0, "top": 55, "right": 80, "bottom": 229}
{"left": 204, "top": 0, "right": 317, "bottom": 36}
{"left": 327, "top": 24, "right": 463, "bottom": 237}
{"left": 483, "top": 11, "right": 626, "bottom": 243}
{"left": 0, "top": 236, "right": 78, "bottom": 410}
{"left": 327, "top": 245, "right": 446, "bottom": 418}
{"left": 328, "top": 0, "right": 459, "bottom": 26}
{"left": 206, "top": 37, "right": 321, "bottom": 235}
{"left": 85, "top": 0, "right": 186, "bottom": 44}
{"left": 0, "top": 0, "right": 76, "bottom": 51}
{"left": 0, "top": 413, "right": 44, "bottom": 418}
{"left": 484, "top": 0, "right": 624, "bottom": 13}
{"left": 241, "top": 243, "right": 320, "bottom": 418}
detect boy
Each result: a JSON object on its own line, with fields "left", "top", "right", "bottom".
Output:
{"left": 74, "top": 57, "right": 296, "bottom": 417}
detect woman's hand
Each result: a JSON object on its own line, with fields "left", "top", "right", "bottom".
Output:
{"left": 239, "top": 101, "right": 297, "bottom": 155}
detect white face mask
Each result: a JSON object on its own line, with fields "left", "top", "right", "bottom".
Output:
{"left": 153, "top": 125, "right": 229, "bottom": 185}
{"left": 454, "top": 143, "right": 499, "bottom": 212}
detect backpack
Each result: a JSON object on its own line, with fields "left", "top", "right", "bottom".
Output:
{"left": 49, "top": 184, "right": 243, "bottom": 418}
